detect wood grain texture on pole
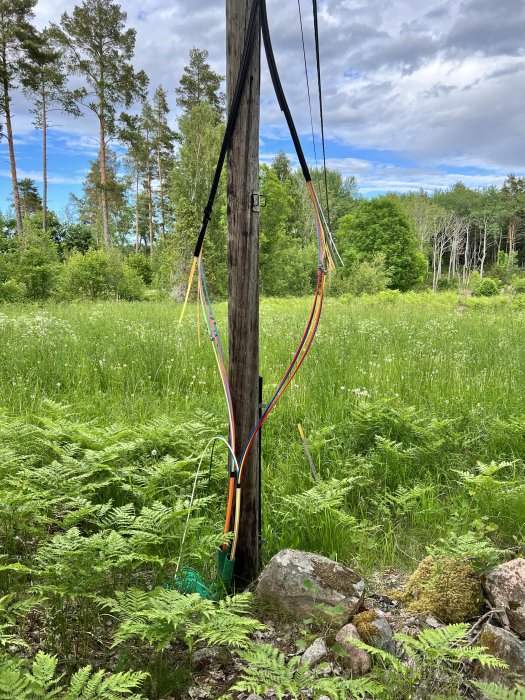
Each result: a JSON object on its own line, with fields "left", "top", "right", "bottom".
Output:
{"left": 227, "top": 0, "right": 261, "bottom": 585}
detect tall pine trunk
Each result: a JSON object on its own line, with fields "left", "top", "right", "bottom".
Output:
{"left": 2, "top": 47, "right": 23, "bottom": 238}
{"left": 98, "top": 109, "right": 110, "bottom": 248}
{"left": 147, "top": 166, "right": 153, "bottom": 256}
{"left": 42, "top": 84, "right": 47, "bottom": 233}
{"left": 135, "top": 170, "right": 139, "bottom": 252}
{"left": 157, "top": 146, "right": 166, "bottom": 241}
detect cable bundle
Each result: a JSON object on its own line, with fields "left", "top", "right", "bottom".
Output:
{"left": 179, "top": 0, "right": 342, "bottom": 581}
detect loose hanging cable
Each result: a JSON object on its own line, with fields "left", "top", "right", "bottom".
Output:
{"left": 178, "top": 0, "right": 261, "bottom": 323}
{"left": 297, "top": 0, "right": 319, "bottom": 175}
{"left": 180, "top": 0, "right": 343, "bottom": 578}
{"left": 229, "top": 0, "right": 341, "bottom": 560}
{"left": 312, "top": 0, "right": 331, "bottom": 227}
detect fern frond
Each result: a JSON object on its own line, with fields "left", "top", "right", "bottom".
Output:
{"left": 472, "top": 682, "right": 525, "bottom": 700}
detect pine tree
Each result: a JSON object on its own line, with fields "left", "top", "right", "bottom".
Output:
{"left": 140, "top": 100, "right": 156, "bottom": 256}
{"left": 0, "top": 0, "right": 37, "bottom": 238}
{"left": 54, "top": 0, "right": 147, "bottom": 248}
{"left": 71, "top": 151, "right": 127, "bottom": 248}
{"left": 175, "top": 47, "right": 224, "bottom": 121}
{"left": 119, "top": 111, "right": 147, "bottom": 252}
{"left": 17, "top": 178, "right": 42, "bottom": 216}
{"left": 152, "top": 85, "right": 175, "bottom": 241}
{"left": 20, "top": 27, "right": 82, "bottom": 233}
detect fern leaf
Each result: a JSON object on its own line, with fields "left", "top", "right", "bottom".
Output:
{"left": 472, "top": 682, "right": 525, "bottom": 700}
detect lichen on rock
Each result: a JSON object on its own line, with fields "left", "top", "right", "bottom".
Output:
{"left": 395, "top": 555, "right": 483, "bottom": 623}
{"left": 353, "top": 610, "right": 381, "bottom": 643}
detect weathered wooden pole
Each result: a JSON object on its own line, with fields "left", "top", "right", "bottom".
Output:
{"left": 227, "top": 0, "right": 261, "bottom": 585}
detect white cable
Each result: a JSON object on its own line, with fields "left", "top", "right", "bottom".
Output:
{"left": 175, "top": 435, "right": 240, "bottom": 574}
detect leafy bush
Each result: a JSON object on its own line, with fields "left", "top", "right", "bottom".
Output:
{"left": 336, "top": 198, "right": 427, "bottom": 291}
{"left": 126, "top": 254, "right": 152, "bottom": 286}
{"left": 510, "top": 275, "right": 525, "bottom": 294}
{"left": 330, "top": 253, "right": 391, "bottom": 296}
{"left": 475, "top": 277, "right": 499, "bottom": 297}
{"left": 15, "top": 217, "right": 60, "bottom": 300}
{"left": 56, "top": 250, "right": 144, "bottom": 301}
{"left": 58, "top": 249, "right": 113, "bottom": 300}
{"left": 118, "top": 265, "right": 145, "bottom": 301}
{"left": 489, "top": 251, "right": 519, "bottom": 284}
{"left": 0, "top": 279, "right": 24, "bottom": 302}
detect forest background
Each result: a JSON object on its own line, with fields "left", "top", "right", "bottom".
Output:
{"left": 2, "top": 0, "right": 525, "bottom": 304}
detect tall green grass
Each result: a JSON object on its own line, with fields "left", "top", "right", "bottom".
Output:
{"left": 1, "top": 293, "right": 524, "bottom": 572}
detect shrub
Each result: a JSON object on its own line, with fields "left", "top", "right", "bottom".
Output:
{"left": 0, "top": 279, "right": 24, "bottom": 302}
{"left": 118, "top": 265, "right": 145, "bottom": 301}
{"left": 57, "top": 249, "right": 142, "bottom": 301}
{"left": 126, "top": 253, "right": 153, "bottom": 285}
{"left": 510, "top": 275, "right": 525, "bottom": 294}
{"left": 15, "top": 217, "right": 60, "bottom": 300}
{"left": 58, "top": 250, "right": 112, "bottom": 300}
{"left": 347, "top": 253, "right": 391, "bottom": 296}
{"left": 475, "top": 277, "right": 499, "bottom": 297}
{"left": 337, "top": 198, "right": 427, "bottom": 291}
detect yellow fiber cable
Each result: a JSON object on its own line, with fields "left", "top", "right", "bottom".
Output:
{"left": 178, "top": 256, "right": 198, "bottom": 324}
{"left": 230, "top": 489, "right": 242, "bottom": 560}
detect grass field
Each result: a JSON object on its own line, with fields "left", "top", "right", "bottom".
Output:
{"left": 1, "top": 292, "right": 524, "bottom": 569}
{"left": 2, "top": 291, "right": 525, "bottom": 696}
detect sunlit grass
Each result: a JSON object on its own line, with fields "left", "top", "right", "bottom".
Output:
{"left": 1, "top": 293, "right": 524, "bottom": 571}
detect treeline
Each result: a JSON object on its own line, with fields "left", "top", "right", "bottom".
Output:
{"left": 1, "top": 0, "right": 525, "bottom": 303}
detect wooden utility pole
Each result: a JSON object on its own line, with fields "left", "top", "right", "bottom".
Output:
{"left": 227, "top": 0, "right": 261, "bottom": 585}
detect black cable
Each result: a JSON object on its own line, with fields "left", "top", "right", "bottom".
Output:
{"left": 193, "top": 0, "right": 260, "bottom": 259}
{"left": 261, "top": 0, "right": 311, "bottom": 183}
{"left": 297, "top": 0, "right": 319, "bottom": 175}
{"left": 193, "top": 0, "right": 317, "bottom": 259}
{"left": 312, "top": 0, "right": 331, "bottom": 227}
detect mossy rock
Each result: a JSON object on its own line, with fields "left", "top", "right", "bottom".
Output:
{"left": 396, "top": 556, "right": 483, "bottom": 623}
{"left": 353, "top": 610, "right": 381, "bottom": 643}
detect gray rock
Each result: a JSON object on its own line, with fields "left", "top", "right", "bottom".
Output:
{"left": 353, "top": 610, "right": 395, "bottom": 654}
{"left": 477, "top": 622, "right": 525, "bottom": 686}
{"left": 191, "top": 645, "right": 231, "bottom": 672}
{"left": 256, "top": 549, "right": 365, "bottom": 625}
{"left": 334, "top": 623, "right": 371, "bottom": 676}
{"left": 484, "top": 558, "right": 525, "bottom": 637}
{"left": 369, "top": 615, "right": 395, "bottom": 655}
{"left": 301, "top": 637, "right": 329, "bottom": 667}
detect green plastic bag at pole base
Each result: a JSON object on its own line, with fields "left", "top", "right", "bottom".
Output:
{"left": 217, "top": 548, "right": 235, "bottom": 591}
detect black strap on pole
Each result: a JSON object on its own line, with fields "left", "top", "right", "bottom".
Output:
{"left": 193, "top": 0, "right": 260, "bottom": 259}
{"left": 192, "top": 0, "right": 318, "bottom": 259}
{"left": 260, "top": 0, "right": 311, "bottom": 184}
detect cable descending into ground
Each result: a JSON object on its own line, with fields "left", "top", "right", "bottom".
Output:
{"left": 179, "top": 0, "right": 342, "bottom": 581}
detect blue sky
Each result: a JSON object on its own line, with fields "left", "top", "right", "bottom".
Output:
{"left": 2, "top": 0, "right": 525, "bottom": 215}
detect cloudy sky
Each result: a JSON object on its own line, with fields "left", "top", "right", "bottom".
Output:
{"left": 2, "top": 0, "right": 525, "bottom": 213}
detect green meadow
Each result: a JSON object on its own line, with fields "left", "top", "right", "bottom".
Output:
{"left": 2, "top": 292, "right": 524, "bottom": 571}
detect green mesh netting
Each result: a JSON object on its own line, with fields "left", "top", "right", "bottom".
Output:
{"left": 169, "top": 550, "right": 235, "bottom": 600}
{"left": 172, "top": 566, "right": 218, "bottom": 600}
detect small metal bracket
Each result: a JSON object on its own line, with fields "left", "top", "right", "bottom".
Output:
{"left": 251, "top": 192, "right": 266, "bottom": 212}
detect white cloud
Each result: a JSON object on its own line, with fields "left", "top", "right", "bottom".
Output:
{"left": 1, "top": 0, "right": 524, "bottom": 200}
